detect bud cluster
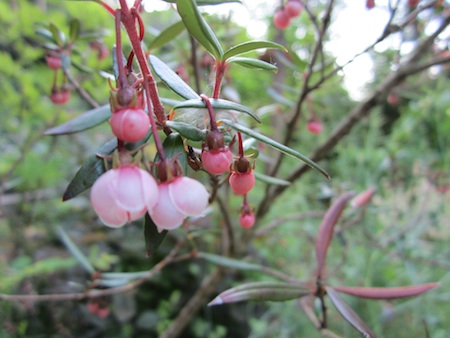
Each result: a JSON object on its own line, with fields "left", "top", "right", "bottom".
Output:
{"left": 273, "top": 0, "right": 303, "bottom": 30}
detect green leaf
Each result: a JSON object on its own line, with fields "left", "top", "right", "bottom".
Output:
{"left": 148, "top": 20, "right": 186, "bottom": 50}
{"left": 69, "top": 18, "right": 80, "bottom": 43}
{"left": 223, "top": 40, "right": 286, "bottom": 60}
{"left": 176, "top": 0, "right": 223, "bottom": 59}
{"left": 163, "top": 0, "right": 241, "bottom": 4}
{"left": 144, "top": 214, "right": 168, "bottom": 256}
{"left": 173, "top": 98, "right": 261, "bottom": 123}
{"left": 49, "top": 23, "right": 66, "bottom": 47}
{"left": 155, "top": 133, "right": 188, "bottom": 174}
{"left": 198, "top": 252, "right": 265, "bottom": 271}
{"left": 165, "top": 121, "right": 206, "bottom": 142}
{"left": 44, "top": 104, "right": 111, "bottom": 135}
{"left": 56, "top": 227, "right": 95, "bottom": 274}
{"left": 221, "top": 119, "right": 330, "bottom": 179}
{"left": 61, "top": 53, "right": 71, "bottom": 70}
{"left": 227, "top": 57, "right": 278, "bottom": 72}
{"left": 35, "top": 28, "right": 56, "bottom": 43}
{"left": 208, "top": 281, "right": 312, "bottom": 305}
{"left": 62, "top": 139, "right": 116, "bottom": 201}
{"left": 149, "top": 55, "right": 200, "bottom": 100}
{"left": 254, "top": 171, "right": 290, "bottom": 186}
{"left": 71, "top": 59, "right": 94, "bottom": 73}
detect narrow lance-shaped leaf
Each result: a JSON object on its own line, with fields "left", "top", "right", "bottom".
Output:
{"left": 227, "top": 57, "right": 278, "bottom": 72}
{"left": 148, "top": 20, "right": 186, "bottom": 50}
{"left": 49, "top": 23, "right": 66, "bottom": 47}
{"left": 44, "top": 104, "right": 111, "bottom": 135}
{"left": 198, "top": 252, "right": 265, "bottom": 271}
{"left": 69, "top": 18, "right": 80, "bottom": 43}
{"left": 173, "top": 99, "right": 261, "bottom": 123}
{"left": 149, "top": 55, "right": 200, "bottom": 100}
{"left": 326, "top": 287, "right": 377, "bottom": 338}
{"left": 223, "top": 40, "right": 286, "bottom": 60}
{"left": 332, "top": 283, "right": 439, "bottom": 300}
{"left": 221, "top": 119, "right": 330, "bottom": 179}
{"left": 209, "top": 281, "right": 312, "bottom": 306}
{"left": 254, "top": 171, "right": 290, "bottom": 186}
{"left": 144, "top": 213, "right": 168, "bottom": 257}
{"left": 56, "top": 226, "right": 95, "bottom": 274}
{"left": 165, "top": 120, "right": 206, "bottom": 142}
{"left": 62, "top": 138, "right": 117, "bottom": 201}
{"left": 176, "top": 0, "right": 223, "bottom": 59}
{"left": 315, "top": 192, "right": 354, "bottom": 278}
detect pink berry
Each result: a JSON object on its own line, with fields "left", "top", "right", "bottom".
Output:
{"left": 202, "top": 149, "right": 233, "bottom": 175}
{"left": 285, "top": 1, "right": 302, "bottom": 18}
{"left": 46, "top": 54, "right": 62, "bottom": 70}
{"left": 50, "top": 90, "right": 70, "bottom": 105}
{"left": 350, "top": 187, "right": 376, "bottom": 208}
{"left": 229, "top": 172, "right": 256, "bottom": 195}
{"left": 110, "top": 108, "right": 150, "bottom": 143}
{"left": 90, "top": 166, "right": 158, "bottom": 228}
{"left": 274, "top": 9, "right": 291, "bottom": 30}
{"left": 366, "top": 0, "right": 375, "bottom": 9}
{"left": 307, "top": 120, "right": 323, "bottom": 134}
{"left": 150, "top": 177, "right": 209, "bottom": 231}
{"left": 239, "top": 213, "right": 255, "bottom": 229}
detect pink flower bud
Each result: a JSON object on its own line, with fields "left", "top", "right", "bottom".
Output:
{"left": 110, "top": 108, "right": 150, "bottom": 143}
{"left": 239, "top": 212, "right": 255, "bottom": 229}
{"left": 150, "top": 177, "right": 209, "bottom": 230}
{"left": 90, "top": 166, "right": 158, "bottom": 228}
{"left": 285, "top": 1, "right": 302, "bottom": 18}
{"left": 274, "top": 9, "right": 291, "bottom": 29}
{"left": 229, "top": 172, "right": 256, "bottom": 195}
{"left": 350, "top": 187, "right": 376, "bottom": 208}
{"left": 307, "top": 120, "right": 323, "bottom": 134}
{"left": 201, "top": 149, "right": 233, "bottom": 175}
{"left": 50, "top": 90, "right": 71, "bottom": 105}
{"left": 46, "top": 54, "right": 62, "bottom": 70}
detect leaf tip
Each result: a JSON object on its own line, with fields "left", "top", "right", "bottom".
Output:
{"left": 208, "top": 296, "right": 224, "bottom": 306}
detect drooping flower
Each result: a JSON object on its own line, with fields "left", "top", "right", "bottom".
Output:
{"left": 239, "top": 212, "right": 255, "bottom": 229}
{"left": 151, "top": 176, "right": 209, "bottom": 230}
{"left": 90, "top": 166, "right": 158, "bottom": 228}
{"left": 229, "top": 156, "right": 255, "bottom": 195}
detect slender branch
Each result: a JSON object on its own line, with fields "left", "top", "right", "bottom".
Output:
{"left": 0, "top": 245, "right": 182, "bottom": 302}
{"left": 257, "top": 12, "right": 450, "bottom": 220}
{"left": 158, "top": 268, "right": 224, "bottom": 338}
{"left": 63, "top": 69, "right": 99, "bottom": 108}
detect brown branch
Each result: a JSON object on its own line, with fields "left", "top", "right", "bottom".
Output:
{"left": 158, "top": 268, "right": 224, "bottom": 338}
{"left": 257, "top": 11, "right": 450, "bottom": 220}
{"left": 63, "top": 68, "right": 100, "bottom": 108}
{"left": 0, "top": 243, "right": 182, "bottom": 303}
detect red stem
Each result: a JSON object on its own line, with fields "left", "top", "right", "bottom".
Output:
{"left": 118, "top": 0, "right": 166, "bottom": 124}
{"left": 212, "top": 60, "right": 226, "bottom": 99}
{"left": 115, "top": 11, "right": 127, "bottom": 89}
{"left": 237, "top": 132, "right": 244, "bottom": 158}
{"left": 201, "top": 94, "right": 218, "bottom": 131}
{"left": 98, "top": 1, "right": 115, "bottom": 16}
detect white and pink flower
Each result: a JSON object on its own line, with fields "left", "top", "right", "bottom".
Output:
{"left": 151, "top": 176, "right": 209, "bottom": 231}
{"left": 90, "top": 166, "right": 158, "bottom": 227}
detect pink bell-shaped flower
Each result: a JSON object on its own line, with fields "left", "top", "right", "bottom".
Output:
{"left": 90, "top": 166, "right": 159, "bottom": 228}
{"left": 110, "top": 108, "right": 150, "bottom": 143}
{"left": 151, "top": 176, "right": 209, "bottom": 231}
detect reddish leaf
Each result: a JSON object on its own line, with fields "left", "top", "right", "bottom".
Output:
{"left": 315, "top": 192, "right": 354, "bottom": 278}
{"left": 332, "top": 283, "right": 438, "bottom": 300}
{"left": 350, "top": 187, "right": 376, "bottom": 208}
{"left": 326, "top": 287, "right": 377, "bottom": 338}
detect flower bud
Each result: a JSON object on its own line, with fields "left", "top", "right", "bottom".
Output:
{"left": 350, "top": 187, "right": 376, "bottom": 208}
{"left": 110, "top": 108, "right": 150, "bottom": 142}
{"left": 202, "top": 149, "right": 233, "bottom": 175}
{"left": 285, "top": 1, "right": 302, "bottom": 18}
{"left": 274, "top": 9, "right": 291, "bottom": 30}
{"left": 229, "top": 171, "right": 255, "bottom": 195}
{"left": 307, "top": 120, "right": 323, "bottom": 134}
{"left": 239, "top": 212, "right": 255, "bottom": 229}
